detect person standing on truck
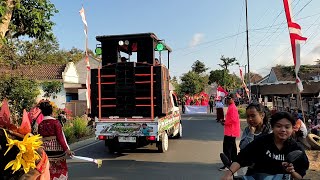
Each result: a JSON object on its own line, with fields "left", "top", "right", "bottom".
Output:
{"left": 219, "top": 93, "right": 241, "bottom": 171}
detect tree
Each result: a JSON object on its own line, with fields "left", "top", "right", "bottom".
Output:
{"left": 0, "top": 0, "right": 58, "bottom": 41}
{"left": 0, "top": 75, "right": 40, "bottom": 121}
{"left": 208, "top": 69, "right": 225, "bottom": 85}
{"left": 41, "top": 81, "right": 63, "bottom": 99}
{"left": 191, "top": 60, "right": 208, "bottom": 74}
{"left": 218, "top": 55, "right": 237, "bottom": 72}
{"left": 217, "top": 55, "right": 238, "bottom": 88}
{"left": 179, "top": 71, "right": 208, "bottom": 95}
{"left": 315, "top": 59, "right": 320, "bottom": 65}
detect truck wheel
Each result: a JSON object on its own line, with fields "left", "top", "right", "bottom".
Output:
{"left": 107, "top": 140, "right": 120, "bottom": 154}
{"left": 306, "top": 134, "right": 320, "bottom": 150}
{"left": 176, "top": 123, "right": 182, "bottom": 138}
{"left": 157, "top": 132, "right": 169, "bottom": 153}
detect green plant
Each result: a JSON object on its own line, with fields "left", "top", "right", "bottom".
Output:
{"left": 63, "top": 122, "right": 75, "bottom": 143}
{"left": 41, "top": 81, "right": 62, "bottom": 99}
{"left": 0, "top": 75, "right": 40, "bottom": 121}
{"left": 72, "top": 116, "right": 89, "bottom": 139}
{"left": 238, "top": 107, "right": 247, "bottom": 119}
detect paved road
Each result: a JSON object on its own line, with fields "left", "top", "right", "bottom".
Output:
{"left": 68, "top": 114, "right": 227, "bottom": 180}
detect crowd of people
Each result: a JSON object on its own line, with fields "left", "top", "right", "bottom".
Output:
{"left": 218, "top": 93, "right": 311, "bottom": 179}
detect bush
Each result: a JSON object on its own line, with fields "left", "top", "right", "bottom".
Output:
{"left": 238, "top": 107, "right": 247, "bottom": 119}
{"left": 72, "top": 116, "right": 89, "bottom": 139}
{"left": 63, "top": 116, "right": 93, "bottom": 143}
{"left": 63, "top": 123, "right": 75, "bottom": 143}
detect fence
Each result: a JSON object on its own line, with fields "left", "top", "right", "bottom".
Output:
{"left": 65, "top": 100, "right": 87, "bottom": 117}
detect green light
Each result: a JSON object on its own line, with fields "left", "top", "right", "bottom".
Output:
{"left": 156, "top": 43, "right": 164, "bottom": 51}
{"left": 95, "top": 47, "right": 102, "bottom": 55}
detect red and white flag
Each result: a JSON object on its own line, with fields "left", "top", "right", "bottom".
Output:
{"left": 283, "top": 0, "right": 307, "bottom": 92}
{"left": 239, "top": 68, "right": 250, "bottom": 98}
{"left": 79, "top": 7, "right": 91, "bottom": 109}
{"left": 216, "top": 86, "right": 228, "bottom": 97}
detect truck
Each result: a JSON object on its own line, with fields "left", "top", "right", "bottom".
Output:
{"left": 91, "top": 33, "right": 182, "bottom": 153}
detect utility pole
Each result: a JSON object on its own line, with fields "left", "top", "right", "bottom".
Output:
{"left": 245, "top": 0, "right": 251, "bottom": 101}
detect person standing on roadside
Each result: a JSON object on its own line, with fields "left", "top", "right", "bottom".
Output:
{"left": 209, "top": 96, "right": 214, "bottom": 114}
{"left": 219, "top": 93, "right": 241, "bottom": 171}
{"left": 215, "top": 98, "right": 224, "bottom": 122}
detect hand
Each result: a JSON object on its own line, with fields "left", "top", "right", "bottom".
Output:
{"left": 249, "top": 125, "right": 256, "bottom": 134}
{"left": 66, "top": 149, "right": 75, "bottom": 157}
{"left": 282, "top": 162, "right": 295, "bottom": 173}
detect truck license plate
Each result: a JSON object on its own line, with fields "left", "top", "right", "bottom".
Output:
{"left": 118, "top": 137, "right": 136, "bottom": 143}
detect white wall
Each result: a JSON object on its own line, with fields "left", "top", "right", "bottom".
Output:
{"left": 62, "top": 62, "right": 79, "bottom": 84}
{"left": 78, "top": 89, "right": 87, "bottom": 101}
{"left": 36, "top": 86, "right": 67, "bottom": 109}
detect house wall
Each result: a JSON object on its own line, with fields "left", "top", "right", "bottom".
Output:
{"left": 268, "top": 69, "right": 278, "bottom": 83}
{"left": 36, "top": 86, "right": 67, "bottom": 109}
{"left": 78, "top": 89, "right": 87, "bottom": 101}
{"left": 62, "top": 62, "right": 79, "bottom": 84}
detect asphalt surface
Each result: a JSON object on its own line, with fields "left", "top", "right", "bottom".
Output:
{"left": 68, "top": 113, "right": 227, "bottom": 180}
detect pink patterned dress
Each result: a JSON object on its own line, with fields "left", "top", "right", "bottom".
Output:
{"left": 38, "top": 116, "right": 69, "bottom": 180}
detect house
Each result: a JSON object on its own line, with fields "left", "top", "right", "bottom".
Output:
{"left": 0, "top": 55, "right": 101, "bottom": 115}
{"left": 252, "top": 65, "right": 320, "bottom": 111}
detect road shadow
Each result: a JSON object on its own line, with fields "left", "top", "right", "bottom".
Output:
{"left": 68, "top": 160, "right": 225, "bottom": 180}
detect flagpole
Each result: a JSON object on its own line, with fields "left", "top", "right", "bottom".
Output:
{"left": 245, "top": 0, "right": 251, "bottom": 102}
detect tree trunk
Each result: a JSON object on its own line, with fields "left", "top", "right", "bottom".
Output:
{"left": 0, "top": 0, "right": 15, "bottom": 39}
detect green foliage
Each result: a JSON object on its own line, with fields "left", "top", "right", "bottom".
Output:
{"left": 1, "top": 0, "right": 58, "bottom": 40}
{"left": 209, "top": 69, "right": 225, "bottom": 85}
{"left": 218, "top": 55, "right": 237, "bottom": 71}
{"left": 180, "top": 71, "right": 208, "bottom": 95}
{"left": 41, "top": 81, "right": 63, "bottom": 99}
{"left": 0, "top": 39, "right": 87, "bottom": 66}
{"left": 72, "top": 117, "right": 90, "bottom": 139}
{"left": 191, "top": 60, "right": 208, "bottom": 74}
{"left": 0, "top": 75, "right": 40, "bottom": 119}
{"left": 238, "top": 107, "right": 247, "bottom": 119}
{"left": 63, "top": 122, "right": 76, "bottom": 143}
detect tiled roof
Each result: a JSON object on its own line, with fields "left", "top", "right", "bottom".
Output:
{"left": 272, "top": 65, "right": 320, "bottom": 81}
{"left": 0, "top": 64, "right": 66, "bottom": 80}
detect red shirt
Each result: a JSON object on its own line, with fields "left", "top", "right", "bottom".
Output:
{"left": 224, "top": 103, "right": 241, "bottom": 137}
{"left": 38, "top": 116, "right": 69, "bottom": 151}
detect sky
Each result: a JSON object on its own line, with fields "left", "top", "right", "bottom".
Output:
{"left": 51, "top": 0, "right": 320, "bottom": 79}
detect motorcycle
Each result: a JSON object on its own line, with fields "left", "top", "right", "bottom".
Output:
{"left": 220, "top": 150, "right": 310, "bottom": 180}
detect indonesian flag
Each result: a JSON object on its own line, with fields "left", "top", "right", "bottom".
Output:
{"left": 283, "top": 0, "right": 307, "bottom": 92}
{"left": 217, "top": 86, "right": 228, "bottom": 97}
{"left": 79, "top": 7, "right": 91, "bottom": 109}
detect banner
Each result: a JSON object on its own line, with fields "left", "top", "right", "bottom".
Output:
{"left": 185, "top": 105, "right": 207, "bottom": 114}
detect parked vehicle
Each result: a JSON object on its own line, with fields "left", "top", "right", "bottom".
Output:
{"left": 91, "top": 33, "right": 182, "bottom": 153}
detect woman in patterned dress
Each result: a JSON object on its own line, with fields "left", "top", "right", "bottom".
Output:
{"left": 37, "top": 101, "right": 74, "bottom": 180}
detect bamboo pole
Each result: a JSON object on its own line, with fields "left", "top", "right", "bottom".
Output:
{"left": 298, "top": 92, "right": 306, "bottom": 123}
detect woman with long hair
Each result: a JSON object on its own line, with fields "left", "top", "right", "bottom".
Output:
{"left": 239, "top": 103, "right": 271, "bottom": 150}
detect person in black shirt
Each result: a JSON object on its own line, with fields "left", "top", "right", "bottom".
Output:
{"left": 221, "top": 111, "right": 309, "bottom": 180}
